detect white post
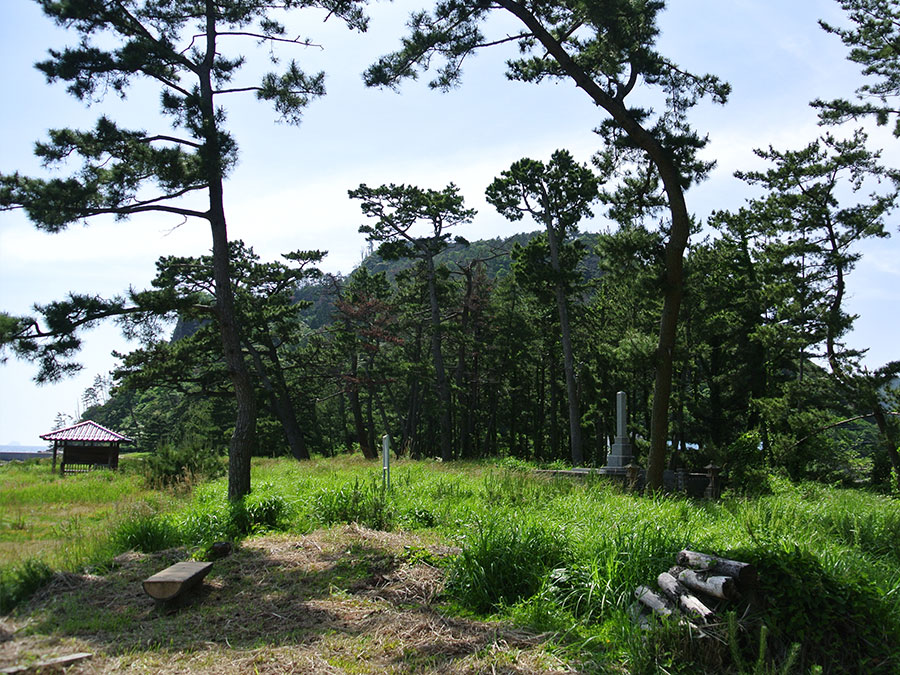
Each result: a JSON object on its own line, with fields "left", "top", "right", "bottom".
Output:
{"left": 616, "top": 390, "right": 627, "bottom": 440}
{"left": 382, "top": 434, "right": 391, "bottom": 491}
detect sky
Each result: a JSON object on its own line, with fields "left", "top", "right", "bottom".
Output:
{"left": 1, "top": 0, "right": 899, "bottom": 446}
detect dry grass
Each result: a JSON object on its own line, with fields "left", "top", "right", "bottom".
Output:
{"left": 0, "top": 525, "right": 572, "bottom": 674}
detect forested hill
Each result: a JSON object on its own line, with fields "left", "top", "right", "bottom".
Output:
{"left": 358, "top": 230, "right": 604, "bottom": 280}
{"left": 294, "top": 230, "right": 604, "bottom": 330}
{"left": 168, "top": 229, "right": 603, "bottom": 336}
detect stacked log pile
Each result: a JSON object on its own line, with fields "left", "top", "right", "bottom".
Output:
{"left": 634, "top": 549, "right": 757, "bottom": 627}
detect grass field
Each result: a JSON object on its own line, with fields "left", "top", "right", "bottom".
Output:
{"left": 0, "top": 455, "right": 173, "bottom": 568}
{"left": 1, "top": 455, "right": 899, "bottom": 673}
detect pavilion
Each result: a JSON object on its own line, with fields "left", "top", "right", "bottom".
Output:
{"left": 40, "top": 420, "right": 133, "bottom": 474}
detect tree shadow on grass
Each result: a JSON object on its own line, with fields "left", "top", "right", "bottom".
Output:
{"left": 4, "top": 527, "right": 561, "bottom": 674}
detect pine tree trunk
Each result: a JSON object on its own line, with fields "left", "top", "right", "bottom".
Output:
{"left": 545, "top": 222, "right": 583, "bottom": 465}
{"left": 337, "top": 390, "right": 353, "bottom": 454}
{"left": 403, "top": 379, "right": 419, "bottom": 457}
{"left": 497, "top": 0, "right": 691, "bottom": 487}
{"left": 349, "top": 386, "right": 373, "bottom": 459}
{"left": 426, "top": 258, "right": 453, "bottom": 461}
{"left": 366, "top": 386, "right": 376, "bottom": 460}
{"left": 245, "top": 343, "right": 309, "bottom": 461}
{"left": 454, "top": 275, "right": 471, "bottom": 456}
{"left": 211, "top": 217, "right": 256, "bottom": 501}
{"left": 200, "top": 9, "right": 255, "bottom": 500}
{"left": 535, "top": 356, "right": 546, "bottom": 461}
{"left": 272, "top": 393, "right": 309, "bottom": 461}
{"left": 348, "top": 350, "right": 374, "bottom": 459}
{"left": 269, "top": 347, "right": 309, "bottom": 460}
{"left": 642, "top": 203, "right": 689, "bottom": 489}
{"left": 465, "top": 364, "right": 478, "bottom": 457}
{"left": 872, "top": 405, "right": 900, "bottom": 493}
{"left": 549, "top": 359, "right": 561, "bottom": 459}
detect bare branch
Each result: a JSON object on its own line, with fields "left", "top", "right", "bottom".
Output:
{"left": 140, "top": 134, "right": 202, "bottom": 148}
{"left": 475, "top": 32, "right": 532, "bottom": 48}
{"left": 616, "top": 61, "right": 638, "bottom": 101}
{"left": 217, "top": 32, "right": 324, "bottom": 49}
{"left": 215, "top": 86, "right": 264, "bottom": 95}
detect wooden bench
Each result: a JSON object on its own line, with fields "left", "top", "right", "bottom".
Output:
{"left": 142, "top": 561, "right": 213, "bottom": 601}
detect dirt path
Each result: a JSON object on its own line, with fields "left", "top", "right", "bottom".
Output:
{"left": 0, "top": 526, "right": 572, "bottom": 673}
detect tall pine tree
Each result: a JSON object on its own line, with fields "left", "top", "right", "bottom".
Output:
{"left": 0, "top": 0, "right": 368, "bottom": 499}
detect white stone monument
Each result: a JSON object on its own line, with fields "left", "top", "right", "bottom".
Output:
{"left": 604, "top": 391, "right": 633, "bottom": 471}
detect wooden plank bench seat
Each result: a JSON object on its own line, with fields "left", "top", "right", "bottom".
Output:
{"left": 142, "top": 561, "right": 213, "bottom": 601}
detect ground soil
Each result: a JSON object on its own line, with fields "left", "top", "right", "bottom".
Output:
{"left": 0, "top": 525, "right": 572, "bottom": 674}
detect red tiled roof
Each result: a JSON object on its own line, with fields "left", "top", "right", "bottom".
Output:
{"left": 40, "top": 420, "right": 132, "bottom": 443}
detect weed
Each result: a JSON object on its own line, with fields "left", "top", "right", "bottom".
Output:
{"left": 401, "top": 545, "right": 442, "bottom": 567}
{"left": 0, "top": 558, "right": 53, "bottom": 613}
{"left": 114, "top": 506, "right": 183, "bottom": 553}
{"left": 400, "top": 505, "right": 437, "bottom": 528}
{"left": 447, "top": 518, "right": 568, "bottom": 613}
{"left": 728, "top": 614, "right": 803, "bottom": 675}
{"left": 312, "top": 477, "right": 396, "bottom": 530}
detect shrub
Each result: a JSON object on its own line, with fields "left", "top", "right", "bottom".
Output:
{"left": 446, "top": 518, "right": 568, "bottom": 614}
{"left": 723, "top": 432, "right": 772, "bottom": 495}
{"left": 735, "top": 541, "right": 900, "bottom": 673}
{"left": 0, "top": 559, "right": 54, "bottom": 613}
{"left": 312, "top": 478, "right": 396, "bottom": 530}
{"left": 142, "top": 441, "right": 224, "bottom": 489}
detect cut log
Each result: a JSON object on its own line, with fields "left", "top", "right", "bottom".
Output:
{"left": 634, "top": 585, "right": 672, "bottom": 617}
{"left": 1, "top": 652, "right": 93, "bottom": 674}
{"left": 142, "top": 561, "right": 213, "bottom": 601}
{"left": 676, "top": 549, "right": 757, "bottom": 588}
{"left": 657, "top": 572, "right": 715, "bottom": 621}
{"left": 670, "top": 565, "right": 739, "bottom": 601}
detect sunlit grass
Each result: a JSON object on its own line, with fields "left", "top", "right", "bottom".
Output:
{"left": 0, "top": 456, "right": 179, "bottom": 568}
{"left": 3, "top": 453, "right": 899, "bottom": 671}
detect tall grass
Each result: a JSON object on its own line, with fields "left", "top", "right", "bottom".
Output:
{"left": 111, "top": 481, "right": 296, "bottom": 553}
{"left": 446, "top": 517, "right": 569, "bottom": 613}
{"left": 3, "top": 455, "right": 899, "bottom": 672}
{"left": 0, "top": 558, "right": 54, "bottom": 614}
{"left": 0, "top": 459, "right": 168, "bottom": 571}
{"left": 311, "top": 476, "right": 396, "bottom": 530}
{"left": 0, "top": 462, "right": 145, "bottom": 508}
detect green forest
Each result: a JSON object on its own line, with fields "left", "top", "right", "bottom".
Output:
{"left": 68, "top": 212, "right": 900, "bottom": 496}
{"left": 1, "top": 0, "right": 899, "bottom": 499}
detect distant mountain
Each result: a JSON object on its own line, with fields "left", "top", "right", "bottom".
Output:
{"left": 1, "top": 443, "right": 46, "bottom": 451}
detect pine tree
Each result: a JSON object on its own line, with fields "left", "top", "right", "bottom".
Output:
{"left": 0, "top": 0, "right": 368, "bottom": 499}
{"left": 363, "top": 0, "right": 729, "bottom": 488}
